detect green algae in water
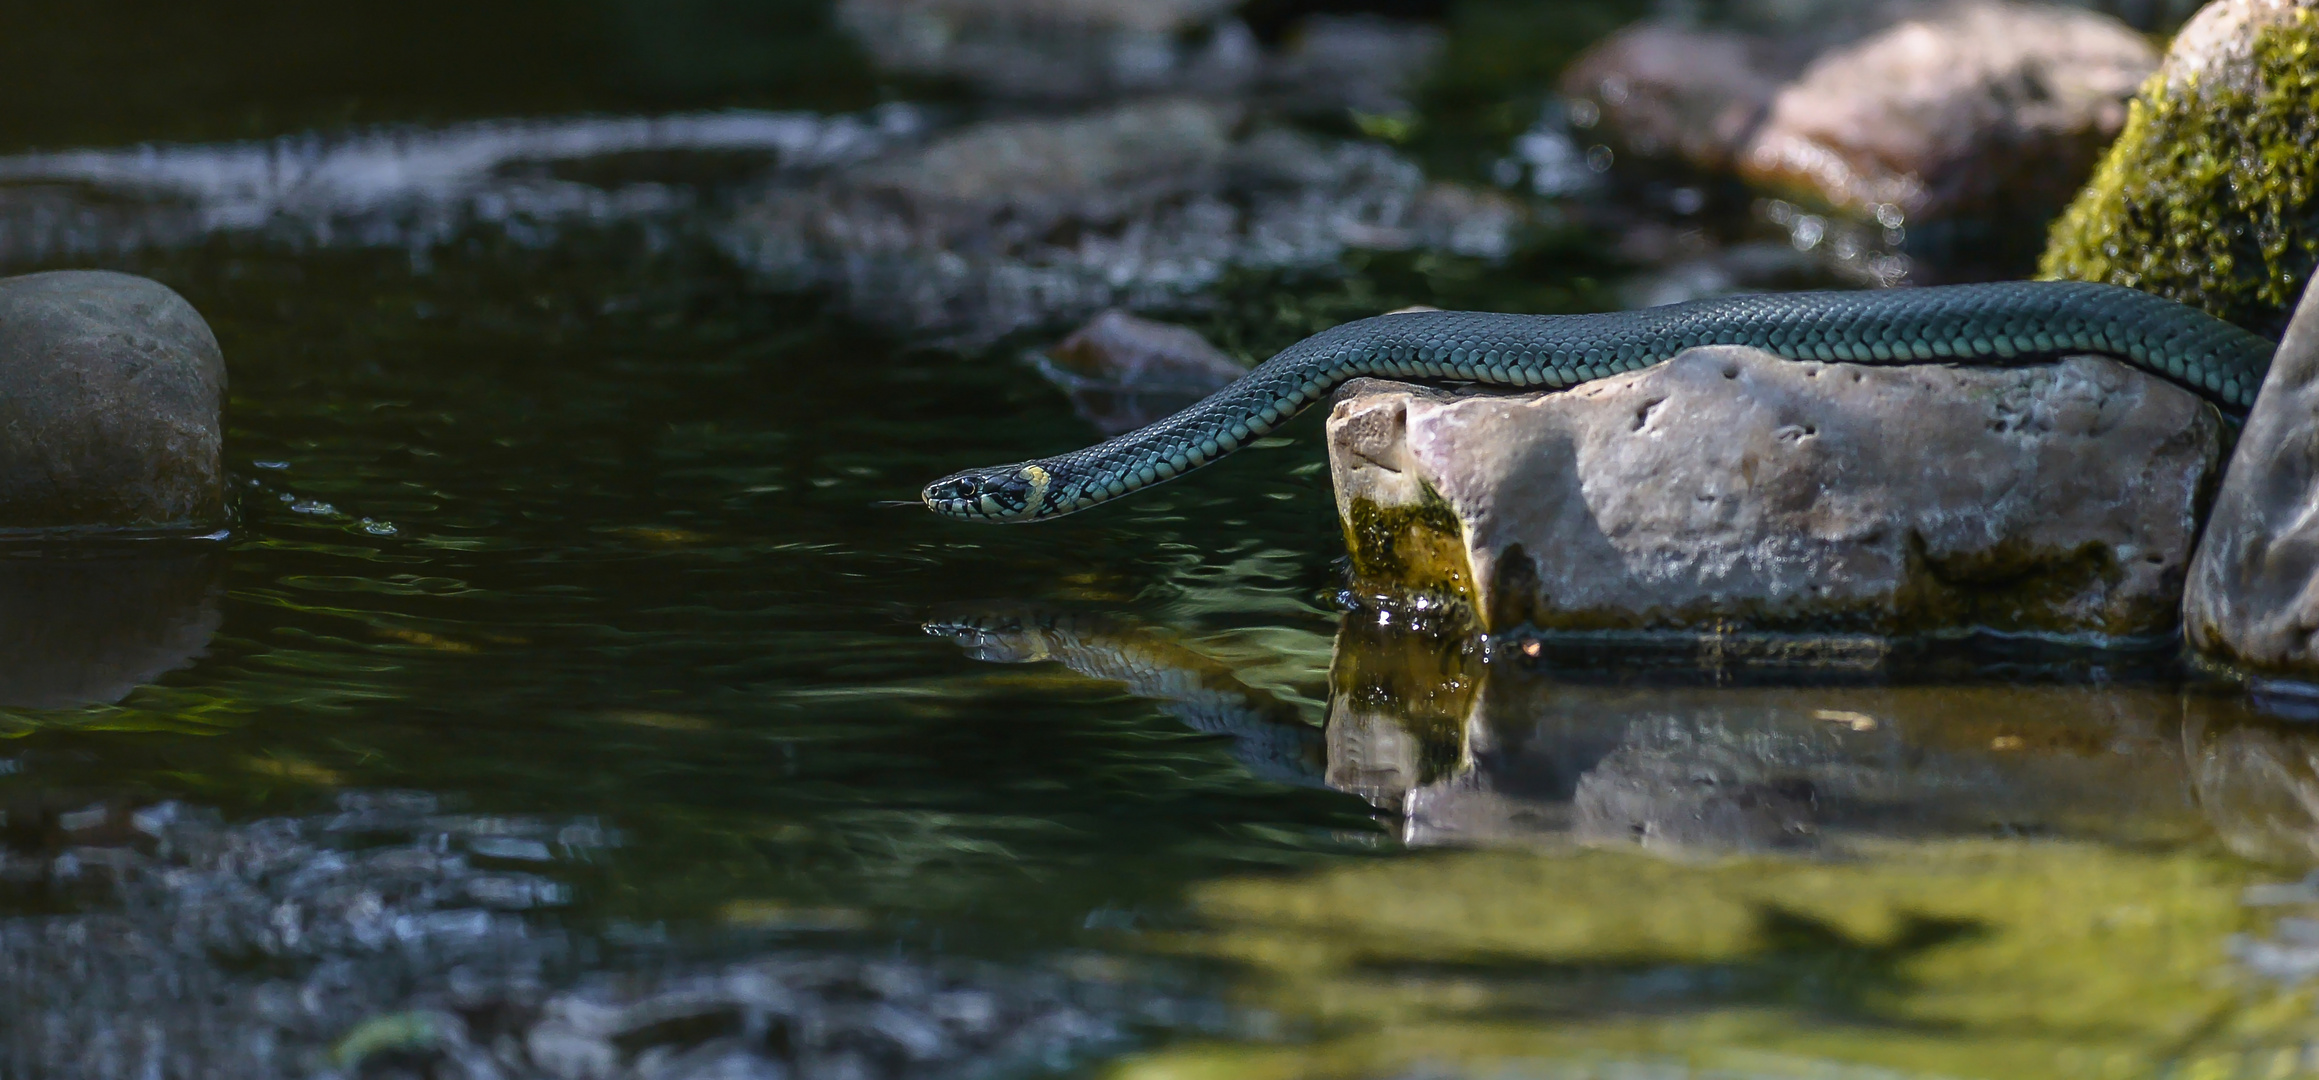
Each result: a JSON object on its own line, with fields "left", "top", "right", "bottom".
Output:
{"left": 2042, "top": 9, "right": 2319, "bottom": 339}
{"left": 1123, "top": 841, "right": 2319, "bottom": 1080}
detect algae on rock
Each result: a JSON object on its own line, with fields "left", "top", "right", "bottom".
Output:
{"left": 2040, "top": 5, "right": 2319, "bottom": 339}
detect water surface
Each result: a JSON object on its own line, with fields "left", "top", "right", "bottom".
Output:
{"left": 8, "top": 4, "right": 2319, "bottom": 1079}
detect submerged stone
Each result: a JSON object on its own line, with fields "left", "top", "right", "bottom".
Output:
{"left": 0, "top": 791, "right": 1147, "bottom": 1079}
{"left": 1325, "top": 349, "right": 2221, "bottom": 639}
{"left": 1141, "top": 836, "right": 2292, "bottom": 1080}
{"left": 0, "top": 271, "right": 226, "bottom": 533}
{"left": 1034, "top": 311, "right": 1249, "bottom": 435}
{"left": 2040, "top": 0, "right": 2319, "bottom": 339}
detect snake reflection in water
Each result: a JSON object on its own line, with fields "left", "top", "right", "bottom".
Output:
{"left": 920, "top": 282, "right": 2277, "bottom": 523}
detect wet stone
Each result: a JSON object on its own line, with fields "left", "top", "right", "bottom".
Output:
{"left": 0, "top": 271, "right": 227, "bottom": 533}
{"left": 833, "top": 0, "right": 1440, "bottom": 112}
{"left": 1325, "top": 349, "right": 2222, "bottom": 640}
{"left": 1559, "top": 22, "right": 1792, "bottom": 174}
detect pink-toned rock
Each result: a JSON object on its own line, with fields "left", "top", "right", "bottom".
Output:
{"left": 1043, "top": 310, "right": 1245, "bottom": 389}
{"left": 1327, "top": 348, "right": 2221, "bottom": 639}
{"left": 1562, "top": 1, "right": 2156, "bottom": 259}
{"left": 1737, "top": 1, "right": 2156, "bottom": 227}
{"left": 2156, "top": 0, "right": 2318, "bottom": 93}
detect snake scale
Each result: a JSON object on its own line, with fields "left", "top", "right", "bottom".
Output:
{"left": 921, "top": 281, "right": 2278, "bottom": 522}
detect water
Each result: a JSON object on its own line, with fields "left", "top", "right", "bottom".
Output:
{"left": 7, "top": 3, "right": 2319, "bottom": 1079}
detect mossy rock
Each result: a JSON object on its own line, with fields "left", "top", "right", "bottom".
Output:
{"left": 2040, "top": 5, "right": 2319, "bottom": 339}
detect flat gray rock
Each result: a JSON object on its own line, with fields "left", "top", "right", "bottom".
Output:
{"left": 2183, "top": 281, "right": 2319, "bottom": 679}
{"left": 0, "top": 271, "right": 226, "bottom": 532}
{"left": 1327, "top": 347, "right": 2221, "bottom": 639}
{"left": 722, "top": 101, "right": 1523, "bottom": 343}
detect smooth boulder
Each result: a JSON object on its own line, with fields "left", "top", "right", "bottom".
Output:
{"left": 1327, "top": 349, "right": 2221, "bottom": 639}
{"left": 0, "top": 271, "right": 226, "bottom": 533}
{"left": 2183, "top": 280, "right": 2319, "bottom": 678}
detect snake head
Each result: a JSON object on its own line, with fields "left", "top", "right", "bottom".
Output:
{"left": 921, "top": 463, "right": 1053, "bottom": 522}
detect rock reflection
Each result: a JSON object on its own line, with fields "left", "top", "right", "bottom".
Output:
{"left": 0, "top": 544, "right": 223, "bottom": 709}
{"left": 1329, "top": 618, "right": 2209, "bottom": 855}
{"left": 925, "top": 607, "right": 1325, "bottom": 786}
{"left": 2184, "top": 698, "right": 2319, "bottom": 868}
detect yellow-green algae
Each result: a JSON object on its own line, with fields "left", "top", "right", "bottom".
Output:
{"left": 1339, "top": 490, "right": 1475, "bottom": 615}
{"left": 1118, "top": 840, "right": 2319, "bottom": 1080}
{"left": 2041, "top": 9, "right": 2319, "bottom": 339}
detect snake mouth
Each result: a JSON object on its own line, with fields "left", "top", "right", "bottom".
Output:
{"left": 921, "top": 467, "right": 1040, "bottom": 521}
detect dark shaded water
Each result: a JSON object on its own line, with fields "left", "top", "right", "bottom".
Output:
{"left": 10, "top": 3, "right": 2319, "bottom": 1079}
{"left": 11, "top": 238, "right": 1374, "bottom": 931}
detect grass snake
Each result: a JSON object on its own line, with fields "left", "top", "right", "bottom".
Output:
{"left": 921, "top": 281, "right": 2276, "bottom": 522}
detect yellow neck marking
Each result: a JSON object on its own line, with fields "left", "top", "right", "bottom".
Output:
{"left": 1019, "top": 464, "right": 1052, "bottom": 514}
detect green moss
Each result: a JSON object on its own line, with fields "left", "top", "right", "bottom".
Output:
{"left": 2041, "top": 9, "right": 2319, "bottom": 339}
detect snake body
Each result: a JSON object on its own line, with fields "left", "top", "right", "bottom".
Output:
{"left": 922, "top": 281, "right": 2277, "bottom": 522}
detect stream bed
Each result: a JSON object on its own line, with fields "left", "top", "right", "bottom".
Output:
{"left": 7, "top": 3, "right": 2319, "bottom": 1078}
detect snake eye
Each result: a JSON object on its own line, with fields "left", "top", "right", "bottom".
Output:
{"left": 922, "top": 469, "right": 1035, "bottom": 519}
